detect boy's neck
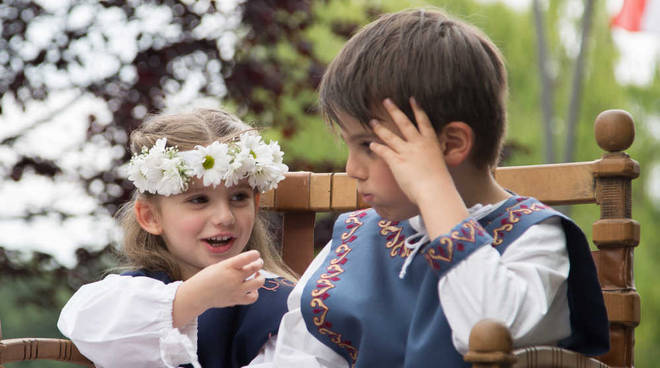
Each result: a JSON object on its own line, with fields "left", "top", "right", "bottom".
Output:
{"left": 451, "top": 164, "right": 511, "bottom": 209}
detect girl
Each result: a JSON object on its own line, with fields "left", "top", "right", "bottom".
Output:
{"left": 58, "top": 108, "right": 297, "bottom": 368}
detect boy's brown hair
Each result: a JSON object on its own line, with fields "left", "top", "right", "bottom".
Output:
{"left": 319, "top": 8, "right": 508, "bottom": 169}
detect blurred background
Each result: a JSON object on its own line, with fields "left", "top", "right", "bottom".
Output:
{"left": 1, "top": 0, "right": 659, "bottom": 366}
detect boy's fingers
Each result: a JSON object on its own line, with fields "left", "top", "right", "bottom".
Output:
{"left": 410, "top": 97, "right": 436, "bottom": 137}
{"left": 370, "top": 120, "right": 405, "bottom": 149}
{"left": 382, "top": 98, "right": 420, "bottom": 140}
{"left": 225, "top": 249, "right": 261, "bottom": 269}
{"left": 369, "top": 142, "right": 397, "bottom": 164}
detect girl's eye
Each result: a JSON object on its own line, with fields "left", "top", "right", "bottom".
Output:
{"left": 187, "top": 195, "right": 209, "bottom": 204}
{"left": 231, "top": 192, "right": 252, "bottom": 202}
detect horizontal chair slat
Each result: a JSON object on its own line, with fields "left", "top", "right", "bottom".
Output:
{"left": 261, "top": 163, "right": 599, "bottom": 211}
{"left": 494, "top": 162, "right": 597, "bottom": 205}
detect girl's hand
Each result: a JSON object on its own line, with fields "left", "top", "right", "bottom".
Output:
{"left": 369, "top": 98, "right": 450, "bottom": 206}
{"left": 172, "top": 250, "right": 265, "bottom": 328}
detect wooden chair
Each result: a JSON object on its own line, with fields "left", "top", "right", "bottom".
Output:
{"left": 260, "top": 109, "right": 640, "bottom": 368}
{"left": 0, "top": 319, "right": 93, "bottom": 366}
{"left": 0, "top": 109, "right": 639, "bottom": 367}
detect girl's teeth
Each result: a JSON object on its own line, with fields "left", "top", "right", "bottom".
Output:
{"left": 206, "top": 236, "right": 232, "bottom": 246}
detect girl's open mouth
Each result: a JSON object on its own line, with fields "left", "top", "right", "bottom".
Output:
{"left": 203, "top": 236, "right": 235, "bottom": 253}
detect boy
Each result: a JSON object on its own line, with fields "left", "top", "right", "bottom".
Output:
{"left": 249, "top": 8, "right": 609, "bottom": 368}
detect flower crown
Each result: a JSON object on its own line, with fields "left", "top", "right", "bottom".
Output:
{"left": 126, "top": 133, "right": 288, "bottom": 196}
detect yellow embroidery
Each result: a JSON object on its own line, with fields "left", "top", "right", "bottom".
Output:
{"left": 377, "top": 220, "right": 412, "bottom": 258}
{"left": 308, "top": 210, "right": 365, "bottom": 366}
{"left": 424, "top": 219, "right": 482, "bottom": 264}
{"left": 492, "top": 202, "right": 547, "bottom": 245}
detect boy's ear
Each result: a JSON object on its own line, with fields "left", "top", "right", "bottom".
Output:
{"left": 440, "top": 121, "right": 473, "bottom": 167}
{"left": 134, "top": 199, "right": 163, "bottom": 235}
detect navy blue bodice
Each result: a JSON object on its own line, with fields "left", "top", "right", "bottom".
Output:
{"left": 122, "top": 269, "right": 294, "bottom": 368}
{"left": 300, "top": 196, "right": 608, "bottom": 367}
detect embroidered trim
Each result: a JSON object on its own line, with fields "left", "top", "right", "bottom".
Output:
{"left": 492, "top": 199, "right": 549, "bottom": 246}
{"left": 309, "top": 210, "right": 367, "bottom": 366}
{"left": 260, "top": 277, "right": 296, "bottom": 291}
{"left": 422, "top": 219, "right": 485, "bottom": 270}
{"left": 377, "top": 220, "right": 412, "bottom": 258}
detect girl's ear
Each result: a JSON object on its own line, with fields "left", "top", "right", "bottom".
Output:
{"left": 134, "top": 199, "right": 163, "bottom": 235}
{"left": 440, "top": 121, "right": 474, "bottom": 167}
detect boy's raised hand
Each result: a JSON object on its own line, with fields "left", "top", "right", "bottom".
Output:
{"left": 370, "top": 98, "right": 469, "bottom": 237}
{"left": 172, "top": 250, "right": 265, "bottom": 328}
{"left": 369, "top": 98, "right": 450, "bottom": 206}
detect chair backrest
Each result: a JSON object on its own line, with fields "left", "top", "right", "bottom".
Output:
{"left": 261, "top": 109, "right": 640, "bottom": 368}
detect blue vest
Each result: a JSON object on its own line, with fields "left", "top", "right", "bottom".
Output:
{"left": 122, "top": 269, "right": 294, "bottom": 368}
{"left": 301, "top": 196, "right": 609, "bottom": 368}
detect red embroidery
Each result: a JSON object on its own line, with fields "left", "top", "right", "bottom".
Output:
{"left": 309, "top": 210, "right": 365, "bottom": 366}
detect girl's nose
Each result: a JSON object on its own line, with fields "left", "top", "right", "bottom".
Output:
{"left": 211, "top": 203, "right": 236, "bottom": 226}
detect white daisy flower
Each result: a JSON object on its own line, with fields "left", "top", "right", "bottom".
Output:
{"left": 125, "top": 133, "right": 288, "bottom": 195}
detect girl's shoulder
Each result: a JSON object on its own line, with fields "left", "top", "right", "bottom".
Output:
{"left": 259, "top": 269, "right": 296, "bottom": 294}
{"left": 120, "top": 269, "right": 173, "bottom": 284}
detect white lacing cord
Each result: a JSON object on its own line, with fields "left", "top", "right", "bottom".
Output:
{"left": 399, "top": 231, "right": 430, "bottom": 279}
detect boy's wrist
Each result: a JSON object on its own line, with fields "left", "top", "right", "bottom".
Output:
{"left": 413, "top": 173, "right": 469, "bottom": 239}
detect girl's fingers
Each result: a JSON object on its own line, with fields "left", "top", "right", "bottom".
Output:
{"left": 382, "top": 98, "right": 420, "bottom": 140}
{"left": 243, "top": 276, "right": 265, "bottom": 293}
{"left": 241, "top": 258, "right": 264, "bottom": 277}
{"left": 410, "top": 97, "right": 436, "bottom": 137}
{"left": 241, "top": 290, "right": 259, "bottom": 304}
{"left": 226, "top": 249, "right": 261, "bottom": 269}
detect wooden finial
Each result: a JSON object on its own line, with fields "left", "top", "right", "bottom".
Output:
{"left": 594, "top": 110, "right": 635, "bottom": 153}
{"left": 464, "top": 319, "right": 516, "bottom": 367}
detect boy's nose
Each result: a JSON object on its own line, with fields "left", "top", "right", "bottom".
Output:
{"left": 345, "top": 153, "right": 367, "bottom": 181}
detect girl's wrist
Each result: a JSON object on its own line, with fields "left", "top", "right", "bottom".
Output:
{"left": 172, "top": 279, "right": 208, "bottom": 328}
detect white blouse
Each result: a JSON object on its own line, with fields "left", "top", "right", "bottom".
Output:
{"left": 58, "top": 270, "right": 281, "bottom": 368}
{"left": 247, "top": 202, "right": 571, "bottom": 368}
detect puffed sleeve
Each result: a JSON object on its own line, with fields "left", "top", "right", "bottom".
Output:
{"left": 438, "top": 217, "right": 571, "bottom": 354}
{"left": 58, "top": 274, "right": 200, "bottom": 368}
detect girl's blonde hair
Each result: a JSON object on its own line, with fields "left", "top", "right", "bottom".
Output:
{"left": 116, "top": 108, "right": 297, "bottom": 282}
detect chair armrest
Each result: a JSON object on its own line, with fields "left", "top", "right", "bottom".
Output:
{"left": 513, "top": 346, "right": 609, "bottom": 368}
{"left": 463, "top": 319, "right": 610, "bottom": 368}
{"left": 0, "top": 337, "right": 94, "bottom": 366}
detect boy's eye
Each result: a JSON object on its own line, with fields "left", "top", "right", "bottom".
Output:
{"left": 187, "top": 195, "right": 209, "bottom": 204}
{"left": 360, "top": 141, "right": 373, "bottom": 152}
